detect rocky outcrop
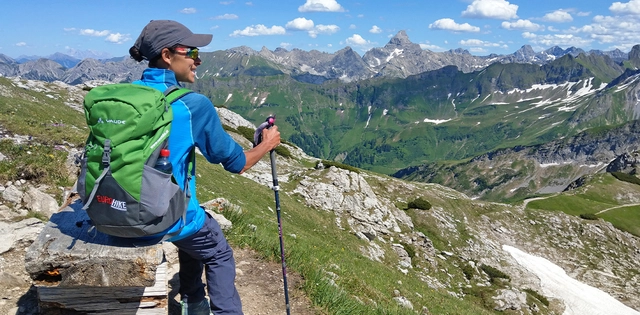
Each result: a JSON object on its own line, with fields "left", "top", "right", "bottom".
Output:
{"left": 606, "top": 152, "right": 639, "bottom": 173}
{"left": 293, "top": 166, "right": 406, "bottom": 240}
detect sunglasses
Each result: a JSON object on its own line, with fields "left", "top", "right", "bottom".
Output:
{"left": 173, "top": 47, "right": 199, "bottom": 60}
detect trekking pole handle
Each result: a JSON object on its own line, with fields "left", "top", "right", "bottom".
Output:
{"left": 253, "top": 115, "right": 276, "bottom": 147}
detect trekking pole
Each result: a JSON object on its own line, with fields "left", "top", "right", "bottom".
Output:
{"left": 254, "top": 116, "right": 291, "bottom": 315}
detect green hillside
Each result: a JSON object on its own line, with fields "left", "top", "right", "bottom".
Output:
{"left": 525, "top": 173, "right": 640, "bottom": 237}
{"left": 0, "top": 77, "right": 496, "bottom": 314}
{"left": 189, "top": 53, "right": 634, "bottom": 176}
{"left": 2, "top": 76, "right": 640, "bottom": 314}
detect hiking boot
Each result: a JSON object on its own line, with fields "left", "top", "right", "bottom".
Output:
{"left": 181, "top": 297, "right": 212, "bottom": 315}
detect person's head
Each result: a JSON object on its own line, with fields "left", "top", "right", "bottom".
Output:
{"left": 129, "top": 20, "right": 212, "bottom": 83}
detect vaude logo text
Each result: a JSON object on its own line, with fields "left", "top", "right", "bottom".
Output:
{"left": 96, "top": 195, "right": 127, "bottom": 211}
{"left": 97, "top": 117, "right": 126, "bottom": 125}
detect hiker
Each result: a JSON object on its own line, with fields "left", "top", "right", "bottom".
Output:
{"left": 129, "top": 20, "right": 280, "bottom": 315}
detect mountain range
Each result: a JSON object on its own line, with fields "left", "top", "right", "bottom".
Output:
{"left": 0, "top": 31, "right": 631, "bottom": 84}
{"left": 2, "top": 30, "right": 640, "bottom": 204}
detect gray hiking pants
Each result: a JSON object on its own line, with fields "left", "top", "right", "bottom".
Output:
{"left": 172, "top": 211, "right": 243, "bottom": 314}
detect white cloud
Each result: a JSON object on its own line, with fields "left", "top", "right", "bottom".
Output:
{"left": 285, "top": 18, "right": 339, "bottom": 38}
{"left": 469, "top": 47, "right": 488, "bottom": 53}
{"left": 286, "top": 18, "right": 315, "bottom": 31}
{"left": 105, "top": 33, "right": 130, "bottom": 44}
{"left": 346, "top": 34, "right": 370, "bottom": 46}
{"left": 212, "top": 13, "right": 239, "bottom": 20}
{"left": 420, "top": 43, "right": 443, "bottom": 51}
{"left": 459, "top": 39, "right": 505, "bottom": 48}
{"left": 429, "top": 18, "right": 480, "bottom": 32}
{"left": 563, "top": 13, "right": 640, "bottom": 50}
{"left": 522, "top": 32, "right": 592, "bottom": 48}
{"left": 80, "top": 29, "right": 110, "bottom": 37}
{"left": 63, "top": 27, "right": 76, "bottom": 32}
{"left": 349, "top": 24, "right": 357, "bottom": 29}
{"left": 610, "top": 0, "right": 640, "bottom": 15}
{"left": 369, "top": 25, "right": 382, "bottom": 34}
{"left": 308, "top": 24, "right": 339, "bottom": 38}
{"left": 230, "top": 25, "right": 286, "bottom": 37}
{"left": 280, "top": 42, "right": 292, "bottom": 49}
{"left": 501, "top": 19, "right": 544, "bottom": 31}
{"left": 298, "top": 0, "right": 345, "bottom": 12}
{"left": 15, "top": 42, "right": 27, "bottom": 47}
{"left": 461, "top": 0, "right": 518, "bottom": 20}
{"left": 180, "top": 7, "right": 197, "bottom": 14}
{"left": 543, "top": 10, "right": 573, "bottom": 23}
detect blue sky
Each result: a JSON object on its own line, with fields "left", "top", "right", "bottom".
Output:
{"left": 3, "top": 0, "right": 640, "bottom": 59}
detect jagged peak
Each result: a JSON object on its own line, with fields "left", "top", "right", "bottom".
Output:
{"left": 336, "top": 46, "right": 355, "bottom": 54}
{"left": 629, "top": 44, "right": 640, "bottom": 59}
{"left": 227, "top": 46, "right": 257, "bottom": 55}
{"left": 515, "top": 45, "right": 535, "bottom": 54}
{"left": 447, "top": 48, "right": 471, "bottom": 55}
{"left": 0, "top": 53, "right": 16, "bottom": 64}
{"left": 386, "top": 30, "right": 412, "bottom": 47}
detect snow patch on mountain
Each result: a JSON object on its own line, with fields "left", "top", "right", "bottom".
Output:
{"left": 504, "top": 245, "right": 640, "bottom": 315}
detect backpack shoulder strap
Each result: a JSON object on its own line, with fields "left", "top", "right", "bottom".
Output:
{"left": 164, "top": 86, "right": 192, "bottom": 104}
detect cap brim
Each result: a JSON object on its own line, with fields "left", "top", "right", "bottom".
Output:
{"left": 180, "top": 34, "right": 212, "bottom": 48}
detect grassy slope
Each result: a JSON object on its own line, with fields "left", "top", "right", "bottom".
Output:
{"left": 525, "top": 173, "right": 640, "bottom": 237}
{"left": 4, "top": 77, "right": 640, "bottom": 314}
{"left": 0, "top": 77, "right": 495, "bottom": 314}
{"left": 195, "top": 156, "right": 495, "bottom": 314}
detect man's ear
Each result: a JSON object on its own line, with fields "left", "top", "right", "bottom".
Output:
{"left": 160, "top": 48, "right": 173, "bottom": 65}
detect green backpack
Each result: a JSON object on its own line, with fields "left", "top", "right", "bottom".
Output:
{"left": 77, "top": 83, "right": 192, "bottom": 239}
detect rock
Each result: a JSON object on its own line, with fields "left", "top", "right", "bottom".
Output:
{"left": 393, "top": 296, "right": 414, "bottom": 309}
{"left": 2, "top": 185, "right": 22, "bottom": 204}
{"left": 360, "top": 242, "right": 385, "bottom": 262}
{"left": 492, "top": 288, "right": 528, "bottom": 311}
{"left": 23, "top": 186, "right": 59, "bottom": 218}
{"left": 208, "top": 211, "right": 233, "bottom": 231}
{"left": 12, "top": 218, "right": 45, "bottom": 247}
{"left": 0, "top": 222, "right": 16, "bottom": 254}
{"left": 216, "top": 107, "right": 256, "bottom": 130}
{"left": 293, "top": 166, "right": 402, "bottom": 242}
{"left": 392, "top": 243, "right": 412, "bottom": 269}
{"left": 0, "top": 205, "right": 20, "bottom": 221}
{"left": 0, "top": 272, "right": 25, "bottom": 288}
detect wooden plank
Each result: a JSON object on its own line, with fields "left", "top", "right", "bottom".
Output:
{"left": 37, "top": 262, "right": 168, "bottom": 314}
{"left": 24, "top": 201, "right": 164, "bottom": 287}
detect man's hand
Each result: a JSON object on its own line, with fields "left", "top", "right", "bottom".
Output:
{"left": 240, "top": 125, "right": 281, "bottom": 173}
{"left": 260, "top": 125, "right": 281, "bottom": 151}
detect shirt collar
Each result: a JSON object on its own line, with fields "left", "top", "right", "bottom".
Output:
{"left": 139, "top": 68, "right": 181, "bottom": 87}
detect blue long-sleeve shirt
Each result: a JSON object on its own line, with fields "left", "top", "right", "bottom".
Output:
{"left": 134, "top": 68, "right": 246, "bottom": 241}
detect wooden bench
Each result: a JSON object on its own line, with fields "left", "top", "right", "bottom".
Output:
{"left": 24, "top": 200, "right": 168, "bottom": 314}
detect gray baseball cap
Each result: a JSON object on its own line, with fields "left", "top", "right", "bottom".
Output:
{"left": 134, "top": 20, "right": 212, "bottom": 60}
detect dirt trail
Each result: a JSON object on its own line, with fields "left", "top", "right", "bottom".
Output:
{"left": 595, "top": 203, "right": 640, "bottom": 215}
{"left": 166, "top": 246, "right": 319, "bottom": 315}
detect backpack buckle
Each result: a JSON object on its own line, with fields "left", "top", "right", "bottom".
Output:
{"left": 102, "top": 139, "right": 112, "bottom": 167}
